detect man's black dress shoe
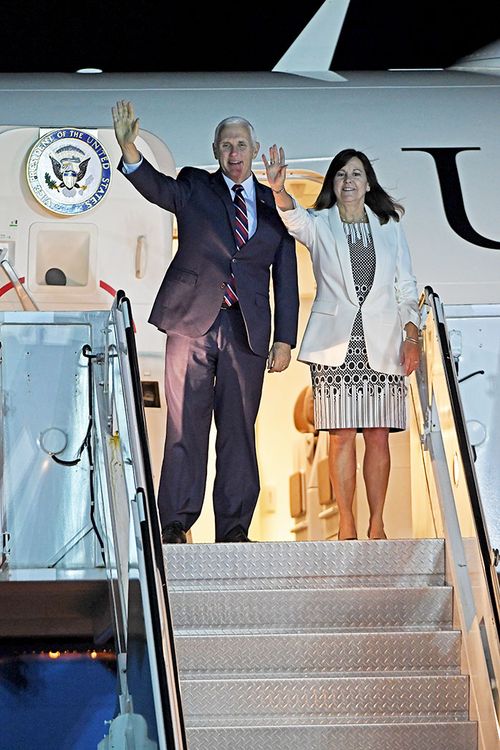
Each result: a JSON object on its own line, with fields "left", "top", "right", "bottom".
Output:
{"left": 219, "top": 527, "right": 252, "bottom": 543}
{"left": 161, "top": 522, "right": 187, "bottom": 544}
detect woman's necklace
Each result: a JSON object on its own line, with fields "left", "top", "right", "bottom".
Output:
{"left": 339, "top": 207, "right": 368, "bottom": 224}
{"left": 339, "top": 205, "right": 372, "bottom": 248}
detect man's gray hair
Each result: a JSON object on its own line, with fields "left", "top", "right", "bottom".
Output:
{"left": 213, "top": 116, "right": 256, "bottom": 145}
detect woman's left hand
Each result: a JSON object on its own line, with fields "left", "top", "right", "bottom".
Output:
{"left": 401, "top": 339, "right": 420, "bottom": 376}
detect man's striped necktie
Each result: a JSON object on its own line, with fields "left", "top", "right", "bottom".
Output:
{"left": 223, "top": 183, "right": 248, "bottom": 307}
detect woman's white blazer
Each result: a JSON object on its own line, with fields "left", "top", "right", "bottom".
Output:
{"left": 278, "top": 202, "right": 420, "bottom": 375}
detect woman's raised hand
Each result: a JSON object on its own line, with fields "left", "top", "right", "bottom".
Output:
{"left": 262, "top": 144, "right": 287, "bottom": 192}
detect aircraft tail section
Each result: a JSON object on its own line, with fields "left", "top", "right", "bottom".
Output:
{"left": 272, "top": 0, "right": 348, "bottom": 81}
{"left": 448, "top": 39, "right": 500, "bottom": 76}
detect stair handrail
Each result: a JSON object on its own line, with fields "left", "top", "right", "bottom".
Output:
{"left": 419, "top": 285, "right": 500, "bottom": 636}
{"left": 414, "top": 286, "right": 500, "bottom": 747}
{"left": 109, "top": 292, "right": 188, "bottom": 750}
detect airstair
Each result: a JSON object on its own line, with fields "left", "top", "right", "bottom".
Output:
{"left": 166, "top": 537, "right": 475, "bottom": 749}
{"left": 0, "top": 272, "right": 498, "bottom": 749}
{"left": 0, "top": 289, "right": 187, "bottom": 750}
{"left": 161, "top": 286, "right": 499, "bottom": 750}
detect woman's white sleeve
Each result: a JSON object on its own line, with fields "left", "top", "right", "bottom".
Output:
{"left": 395, "top": 221, "right": 420, "bottom": 328}
{"left": 277, "top": 200, "right": 316, "bottom": 248}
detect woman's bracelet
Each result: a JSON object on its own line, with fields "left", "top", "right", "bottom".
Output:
{"left": 272, "top": 186, "right": 286, "bottom": 194}
{"left": 405, "top": 336, "right": 419, "bottom": 344}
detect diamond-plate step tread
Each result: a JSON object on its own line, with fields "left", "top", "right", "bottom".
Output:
{"left": 170, "top": 586, "right": 452, "bottom": 632}
{"left": 164, "top": 539, "right": 445, "bottom": 590}
{"left": 175, "top": 630, "right": 461, "bottom": 677}
{"left": 185, "top": 721, "right": 477, "bottom": 750}
{"left": 180, "top": 674, "right": 469, "bottom": 725}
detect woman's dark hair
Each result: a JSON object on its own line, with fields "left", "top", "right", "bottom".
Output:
{"left": 313, "top": 149, "right": 404, "bottom": 224}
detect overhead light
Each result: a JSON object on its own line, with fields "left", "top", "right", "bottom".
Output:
{"left": 388, "top": 68, "right": 444, "bottom": 71}
{"left": 76, "top": 67, "right": 103, "bottom": 74}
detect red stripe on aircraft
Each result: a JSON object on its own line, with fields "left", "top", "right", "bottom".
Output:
{"left": 0, "top": 277, "right": 26, "bottom": 297}
{"left": 100, "top": 280, "right": 117, "bottom": 297}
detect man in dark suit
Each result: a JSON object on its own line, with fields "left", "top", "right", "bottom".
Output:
{"left": 112, "top": 100, "right": 299, "bottom": 544}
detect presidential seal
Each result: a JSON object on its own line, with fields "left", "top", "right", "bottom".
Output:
{"left": 26, "top": 128, "right": 112, "bottom": 215}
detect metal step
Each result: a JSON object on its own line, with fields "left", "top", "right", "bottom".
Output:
{"left": 180, "top": 674, "right": 469, "bottom": 726}
{"left": 165, "top": 538, "right": 476, "bottom": 748}
{"left": 170, "top": 586, "right": 452, "bottom": 633}
{"left": 185, "top": 721, "right": 477, "bottom": 750}
{"left": 175, "top": 630, "right": 461, "bottom": 678}
{"left": 165, "top": 538, "right": 445, "bottom": 590}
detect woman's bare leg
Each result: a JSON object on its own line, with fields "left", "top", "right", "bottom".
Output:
{"left": 329, "top": 428, "right": 358, "bottom": 540}
{"left": 362, "top": 427, "right": 390, "bottom": 539}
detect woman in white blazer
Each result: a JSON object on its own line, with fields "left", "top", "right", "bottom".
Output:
{"left": 264, "top": 146, "right": 420, "bottom": 540}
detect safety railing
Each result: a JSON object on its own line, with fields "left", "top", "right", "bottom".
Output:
{"left": 92, "top": 293, "right": 187, "bottom": 750}
{"left": 410, "top": 285, "right": 500, "bottom": 750}
{"left": 0, "top": 298, "right": 186, "bottom": 749}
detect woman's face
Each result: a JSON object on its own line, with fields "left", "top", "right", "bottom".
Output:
{"left": 333, "top": 156, "right": 370, "bottom": 207}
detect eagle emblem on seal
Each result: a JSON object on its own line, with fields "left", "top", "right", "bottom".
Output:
{"left": 46, "top": 145, "right": 91, "bottom": 192}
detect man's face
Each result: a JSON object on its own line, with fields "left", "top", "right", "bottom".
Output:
{"left": 213, "top": 124, "right": 259, "bottom": 183}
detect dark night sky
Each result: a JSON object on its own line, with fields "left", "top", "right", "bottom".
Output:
{"left": 2, "top": 0, "right": 498, "bottom": 74}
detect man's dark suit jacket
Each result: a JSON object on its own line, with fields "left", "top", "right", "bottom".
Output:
{"left": 121, "top": 157, "right": 299, "bottom": 357}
